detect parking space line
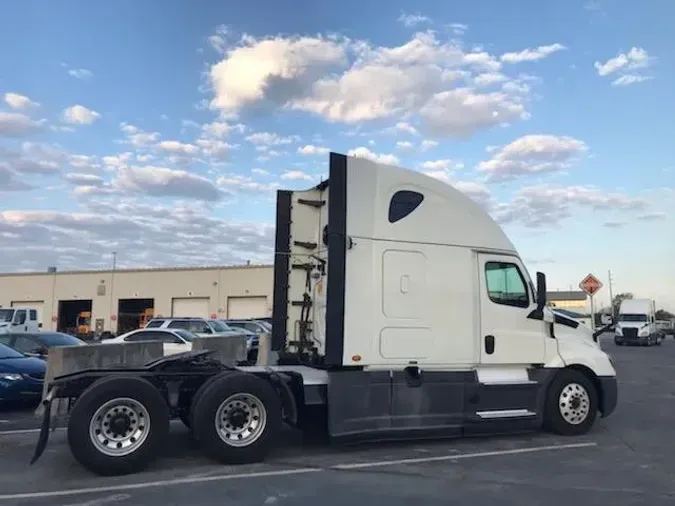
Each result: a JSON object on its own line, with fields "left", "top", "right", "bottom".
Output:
{"left": 332, "top": 442, "right": 598, "bottom": 469}
{"left": 0, "top": 441, "right": 598, "bottom": 501}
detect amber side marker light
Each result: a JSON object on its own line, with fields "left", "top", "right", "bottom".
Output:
{"left": 352, "top": 354, "right": 362, "bottom": 362}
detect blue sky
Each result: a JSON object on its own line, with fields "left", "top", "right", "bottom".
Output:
{"left": 0, "top": 0, "right": 673, "bottom": 310}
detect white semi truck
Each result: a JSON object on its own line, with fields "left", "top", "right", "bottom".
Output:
{"left": 615, "top": 298, "right": 660, "bottom": 346}
{"left": 30, "top": 152, "right": 618, "bottom": 477}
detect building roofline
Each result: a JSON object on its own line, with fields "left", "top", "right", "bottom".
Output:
{"left": 0, "top": 263, "right": 274, "bottom": 278}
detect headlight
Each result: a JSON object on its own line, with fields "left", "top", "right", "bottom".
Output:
{"left": 638, "top": 326, "right": 649, "bottom": 336}
{"left": 0, "top": 373, "right": 23, "bottom": 381}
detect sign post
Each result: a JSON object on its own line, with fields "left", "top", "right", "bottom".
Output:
{"left": 579, "top": 273, "right": 603, "bottom": 330}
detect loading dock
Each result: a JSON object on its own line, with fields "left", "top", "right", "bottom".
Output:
{"left": 171, "top": 297, "right": 209, "bottom": 318}
{"left": 11, "top": 300, "right": 44, "bottom": 326}
{"left": 227, "top": 296, "right": 268, "bottom": 318}
{"left": 117, "top": 298, "right": 154, "bottom": 334}
{"left": 57, "top": 299, "right": 93, "bottom": 337}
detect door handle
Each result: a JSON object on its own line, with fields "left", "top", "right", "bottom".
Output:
{"left": 485, "top": 335, "right": 495, "bottom": 355}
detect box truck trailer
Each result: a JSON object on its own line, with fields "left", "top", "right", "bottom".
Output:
{"left": 29, "top": 152, "right": 618, "bottom": 476}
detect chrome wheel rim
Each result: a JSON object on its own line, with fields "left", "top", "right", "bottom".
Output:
{"left": 558, "top": 383, "right": 590, "bottom": 425}
{"left": 215, "top": 393, "right": 267, "bottom": 447}
{"left": 88, "top": 397, "right": 151, "bottom": 456}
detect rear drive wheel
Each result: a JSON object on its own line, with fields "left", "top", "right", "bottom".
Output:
{"left": 67, "top": 376, "right": 170, "bottom": 476}
{"left": 192, "top": 372, "right": 282, "bottom": 464}
{"left": 544, "top": 369, "right": 598, "bottom": 436}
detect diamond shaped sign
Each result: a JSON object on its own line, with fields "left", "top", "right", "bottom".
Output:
{"left": 579, "top": 273, "right": 603, "bottom": 297}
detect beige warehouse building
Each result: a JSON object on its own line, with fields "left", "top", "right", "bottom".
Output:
{"left": 0, "top": 264, "right": 274, "bottom": 335}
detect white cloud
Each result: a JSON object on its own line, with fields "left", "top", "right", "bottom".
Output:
{"left": 594, "top": 47, "right": 655, "bottom": 86}
{"left": 209, "top": 33, "right": 348, "bottom": 114}
{"left": 157, "top": 140, "right": 199, "bottom": 155}
{"left": 114, "top": 166, "right": 223, "bottom": 201}
{"left": 0, "top": 112, "right": 43, "bottom": 137}
{"left": 196, "top": 138, "right": 234, "bottom": 158}
{"left": 201, "top": 121, "right": 246, "bottom": 138}
{"left": 419, "top": 88, "right": 526, "bottom": 137}
{"left": 217, "top": 173, "right": 279, "bottom": 193}
{"left": 298, "top": 144, "right": 329, "bottom": 156}
{"left": 62, "top": 105, "right": 101, "bottom": 125}
{"left": 4, "top": 93, "right": 40, "bottom": 111}
{"left": 421, "top": 139, "right": 439, "bottom": 151}
{"left": 493, "top": 185, "right": 648, "bottom": 228}
{"left": 422, "top": 159, "right": 453, "bottom": 171}
{"left": 612, "top": 75, "right": 653, "bottom": 87}
{"left": 395, "top": 122, "right": 419, "bottom": 135}
{"left": 477, "top": 134, "right": 587, "bottom": 182}
{"left": 246, "top": 132, "right": 297, "bottom": 145}
{"left": 281, "top": 170, "right": 313, "bottom": 181}
{"left": 500, "top": 44, "right": 566, "bottom": 64}
{"left": 68, "top": 68, "right": 94, "bottom": 80}
{"left": 64, "top": 173, "right": 105, "bottom": 186}
{"left": 347, "top": 146, "right": 399, "bottom": 165}
{"left": 119, "top": 123, "right": 160, "bottom": 147}
{"left": 398, "top": 13, "right": 431, "bottom": 27}
{"left": 449, "top": 23, "right": 468, "bottom": 35}
{"left": 396, "top": 141, "right": 414, "bottom": 150}
{"left": 474, "top": 72, "right": 507, "bottom": 86}
{"left": 251, "top": 168, "right": 270, "bottom": 176}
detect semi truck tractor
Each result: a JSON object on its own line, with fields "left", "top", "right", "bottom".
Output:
{"left": 615, "top": 298, "right": 660, "bottom": 346}
{"left": 30, "top": 152, "right": 618, "bottom": 476}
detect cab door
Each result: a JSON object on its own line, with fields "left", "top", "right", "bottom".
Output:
{"left": 478, "top": 254, "right": 546, "bottom": 365}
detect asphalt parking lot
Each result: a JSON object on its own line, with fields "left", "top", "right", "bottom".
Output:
{"left": 1, "top": 333, "right": 675, "bottom": 506}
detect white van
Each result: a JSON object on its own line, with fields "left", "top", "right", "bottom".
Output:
{"left": 615, "top": 299, "right": 659, "bottom": 346}
{"left": 0, "top": 307, "right": 41, "bottom": 335}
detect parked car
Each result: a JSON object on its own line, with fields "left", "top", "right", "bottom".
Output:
{"left": 0, "top": 331, "right": 85, "bottom": 359}
{"left": 224, "top": 319, "right": 271, "bottom": 335}
{"left": 0, "top": 343, "right": 46, "bottom": 403}
{"left": 144, "top": 318, "right": 243, "bottom": 338}
{"left": 103, "top": 328, "right": 197, "bottom": 356}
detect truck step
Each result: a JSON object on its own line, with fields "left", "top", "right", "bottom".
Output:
{"left": 476, "top": 409, "right": 537, "bottom": 420}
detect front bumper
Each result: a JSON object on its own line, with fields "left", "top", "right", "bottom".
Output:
{"left": 0, "top": 378, "right": 43, "bottom": 402}
{"left": 615, "top": 335, "right": 650, "bottom": 345}
{"left": 598, "top": 376, "right": 618, "bottom": 418}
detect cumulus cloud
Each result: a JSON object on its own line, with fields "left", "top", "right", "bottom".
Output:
{"left": 0, "top": 202, "right": 275, "bottom": 272}
{"left": 68, "top": 68, "right": 94, "bottom": 80}
{"left": 493, "top": 185, "right": 648, "bottom": 228}
{"left": 119, "top": 123, "right": 160, "bottom": 147}
{"left": 217, "top": 174, "right": 280, "bottom": 193}
{"left": 63, "top": 173, "right": 105, "bottom": 186}
{"left": 422, "top": 159, "right": 453, "bottom": 171}
{"left": 209, "top": 33, "right": 348, "bottom": 114}
{"left": 4, "top": 93, "right": 40, "bottom": 111}
{"left": 397, "top": 141, "right": 414, "bottom": 150}
{"left": 398, "top": 13, "right": 431, "bottom": 27}
{"left": 113, "top": 166, "right": 224, "bottom": 201}
{"left": 477, "top": 134, "right": 587, "bottom": 182}
{"left": 62, "top": 105, "right": 101, "bottom": 125}
{"left": 421, "top": 139, "right": 439, "bottom": 151}
{"left": 298, "top": 144, "right": 329, "bottom": 156}
{"left": 246, "top": 132, "right": 297, "bottom": 146}
{"left": 500, "top": 44, "right": 566, "bottom": 64}
{"left": 0, "top": 112, "right": 43, "bottom": 137}
{"left": 206, "top": 29, "right": 535, "bottom": 138}
{"left": 157, "top": 140, "right": 199, "bottom": 155}
{"left": 347, "top": 146, "right": 399, "bottom": 165}
{"left": 594, "top": 47, "right": 655, "bottom": 86}
{"left": 281, "top": 170, "right": 313, "bottom": 181}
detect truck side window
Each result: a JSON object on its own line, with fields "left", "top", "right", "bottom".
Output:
{"left": 485, "top": 262, "right": 530, "bottom": 308}
{"left": 29, "top": 310, "right": 37, "bottom": 321}
{"left": 14, "top": 310, "right": 27, "bottom": 325}
{"left": 388, "top": 190, "right": 424, "bottom": 223}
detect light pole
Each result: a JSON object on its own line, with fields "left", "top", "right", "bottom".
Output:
{"left": 109, "top": 252, "right": 117, "bottom": 332}
{"left": 608, "top": 270, "right": 615, "bottom": 316}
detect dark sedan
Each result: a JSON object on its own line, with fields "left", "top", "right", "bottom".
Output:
{"left": 0, "top": 331, "right": 85, "bottom": 359}
{"left": 0, "top": 343, "right": 45, "bottom": 403}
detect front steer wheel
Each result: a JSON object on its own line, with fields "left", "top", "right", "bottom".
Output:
{"left": 192, "top": 372, "right": 282, "bottom": 465}
{"left": 67, "top": 376, "right": 170, "bottom": 476}
{"left": 544, "top": 369, "right": 598, "bottom": 436}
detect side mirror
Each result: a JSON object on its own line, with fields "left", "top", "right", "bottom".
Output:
{"left": 527, "top": 271, "right": 547, "bottom": 321}
{"left": 535, "top": 272, "right": 547, "bottom": 310}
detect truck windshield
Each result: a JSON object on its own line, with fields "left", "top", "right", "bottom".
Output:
{"left": 619, "top": 314, "right": 648, "bottom": 322}
{"left": 0, "top": 309, "right": 14, "bottom": 322}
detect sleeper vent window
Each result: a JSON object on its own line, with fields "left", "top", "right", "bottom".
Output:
{"left": 388, "top": 190, "right": 424, "bottom": 223}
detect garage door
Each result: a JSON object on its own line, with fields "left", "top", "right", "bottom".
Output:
{"left": 171, "top": 297, "right": 210, "bottom": 318}
{"left": 11, "top": 300, "right": 45, "bottom": 325}
{"left": 227, "top": 296, "right": 268, "bottom": 319}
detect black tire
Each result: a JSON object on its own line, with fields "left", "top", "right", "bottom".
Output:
{"left": 192, "top": 371, "right": 282, "bottom": 465}
{"left": 544, "top": 369, "right": 598, "bottom": 436}
{"left": 67, "top": 376, "right": 170, "bottom": 476}
{"left": 187, "top": 371, "right": 236, "bottom": 430}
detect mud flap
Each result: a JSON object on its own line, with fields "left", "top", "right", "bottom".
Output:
{"left": 29, "top": 387, "right": 58, "bottom": 465}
